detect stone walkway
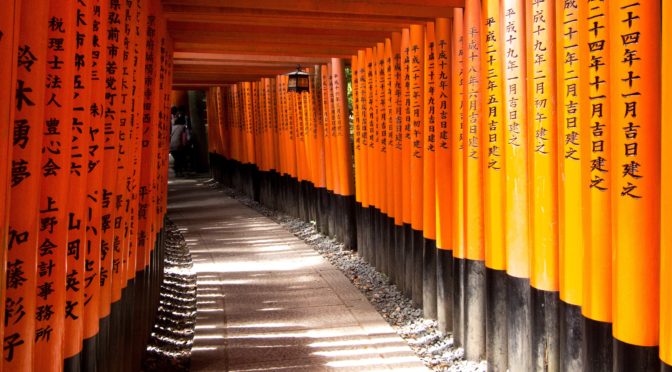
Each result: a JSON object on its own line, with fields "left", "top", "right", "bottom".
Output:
{"left": 167, "top": 177, "right": 428, "bottom": 371}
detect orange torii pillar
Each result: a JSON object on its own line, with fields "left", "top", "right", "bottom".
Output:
{"left": 35, "top": 0, "right": 76, "bottom": 370}
{"left": 64, "top": 0, "right": 94, "bottom": 368}
{"left": 580, "top": 1, "right": 613, "bottom": 370}
{"left": 0, "top": 0, "right": 21, "bottom": 346}
{"left": 463, "top": 0, "right": 486, "bottom": 361}
{"left": 352, "top": 55, "right": 364, "bottom": 252}
{"left": 408, "top": 24, "right": 424, "bottom": 307}
{"left": 481, "top": 0, "right": 506, "bottom": 369}
{"left": 399, "top": 29, "right": 414, "bottom": 299}
{"left": 4, "top": 1, "right": 49, "bottom": 369}
{"left": 354, "top": 50, "right": 371, "bottom": 262}
{"left": 390, "top": 33, "right": 405, "bottom": 294}
{"left": 500, "top": 0, "right": 531, "bottom": 370}
{"left": 384, "top": 37, "right": 397, "bottom": 281}
{"left": 331, "top": 58, "right": 356, "bottom": 250}
{"left": 422, "top": 22, "right": 437, "bottom": 319}
{"left": 321, "top": 66, "right": 336, "bottom": 236}
{"left": 527, "top": 0, "right": 560, "bottom": 370}
{"left": 662, "top": 2, "right": 672, "bottom": 370}
{"left": 82, "top": 0, "right": 108, "bottom": 368}
{"left": 310, "top": 70, "right": 328, "bottom": 235}
{"left": 556, "top": 1, "right": 586, "bottom": 370}
{"left": 371, "top": 43, "right": 384, "bottom": 270}
{"left": 450, "top": 9, "right": 466, "bottom": 348}
{"left": 99, "top": 0, "right": 126, "bottom": 368}
{"left": 380, "top": 38, "right": 392, "bottom": 277}
{"left": 610, "top": 1, "right": 661, "bottom": 370}
{"left": 434, "top": 17, "right": 453, "bottom": 334}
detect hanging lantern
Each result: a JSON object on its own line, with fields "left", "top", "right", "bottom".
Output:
{"left": 287, "top": 65, "right": 310, "bottom": 93}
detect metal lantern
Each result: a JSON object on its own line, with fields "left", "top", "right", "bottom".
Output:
{"left": 287, "top": 65, "right": 310, "bottom": 93}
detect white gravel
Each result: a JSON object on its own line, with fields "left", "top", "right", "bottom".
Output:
{"left": 207, "top": 178, "right": 486, "bottom": 372}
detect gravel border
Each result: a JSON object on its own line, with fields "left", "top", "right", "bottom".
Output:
{"left": 142, "top": 220, "right": 197, "bottom": 372}
{"left": 205, "top": 178, "right": 486, "bottom": 372}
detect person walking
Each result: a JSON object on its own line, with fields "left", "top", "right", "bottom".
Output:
{"left": 170, "top": 115, "right": 189, "bottom": 177}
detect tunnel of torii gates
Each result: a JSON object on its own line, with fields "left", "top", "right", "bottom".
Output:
{"left": 1, "top": 0, "right": 672, "bottom": 372}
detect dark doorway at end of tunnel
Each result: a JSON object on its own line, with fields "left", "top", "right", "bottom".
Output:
{"left": 172, "top": 90, "right": 210, "bottom": 175}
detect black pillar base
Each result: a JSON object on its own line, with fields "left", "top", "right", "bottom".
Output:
{"left": 453, "top": 258, "right": 465, "bottom": 347}
{"left": 97, "top": 315, "right": 110, "bottom": 372}
{"left": 411, "top": 229, "right": 424, "bottom": 307}
{"left": 394, "top": 224, "right": 405, "bottom": 292}
{"left": 663, "top": 361, "right": 672, "bottom": 372}
{"left": 583, "top": 317, "right": 612, "bottom": 371}
{"left": 613, "top": 339, "right": 659, "bottom": 372}
{"left": 403, "top": 224, "right": 413, "bottom": 299}
{"left": 464, "top": 259, "right": 486, "bottom": 361}
{"left": 507, "top": 275, "right": 531, "bottom": 371}
{"left": 338, "top": 194, "right": 357, "bottom": 251}
{"left": 64, "top": 352, "right": 81, "bottom": 372}
{"left": 560, "top": 302, "right": 583, "bottom": 371}
{"left": 486, "top": 268, "right": 508, "bottom": 372}
{"left": 531, "top": 287, "right": 560, "bottom": 371}
{"left": 422, "top": 238, "right": 437, "bottom": 319}
{"left": 369, "top": 207, "right": 379, "bottom": 268}
{"left": 436, "top": 249, "right": 453, "bottom": 333}
{"left": 82, "top": 335, "right": 97, "bottom": 372}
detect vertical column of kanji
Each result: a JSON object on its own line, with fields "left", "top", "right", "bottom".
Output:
{"left": 270, "top": 79, "right": 280, "bottom": 180}
{"left": 82, "top": 0, "right": 107, "bottom": 367}
{"left": 128, "top": 0, "right": 148, "bottom": 294}
{"left": 63, "top": 0, "right": 94, "bottom": 366}
{"left": 351, "top": 58, "right": 362, "bottom": 248}
{"left": 579, "top": 2, "right": 616, "bottom": 370}
{"left": 356, "top": 53, "right": 369, "bottom": 258}
{"left": 383, "top": 37, "right": 395, "bottom": 282}
{"left": 320, "top": 66, "right": 334, "bottom": 235}
{"left": 610, "top": 1, "right": 661, "bottom": 369}
{"left": 450, "top": 9, "right": 466, "bottom": 349}
{"left": 137, "top": 7, "right": 158, "bottom": 280}
{"left": 4, "top": 1, "right": 49, "bottom": 370}
{"left": 408, "top": 25, "right": 424, "bottom": 308}
{"left": 311, "top": 69, "right": 327, "bottom": 232}
{"left": 34, "top": 0, "right": 76, "bottom": 369}
{"left": 98, "top": 1, "right": 125, "bottom": 368}
{"left": 113, "top": 0, "right": 134, "bottom": 309}
{"left": 253, "top": 82, "right": 263, "bottom": 173}
{"left": 481, "top": 1, "right": 506, "bottom": 369}
{"left": 662, "top": 1, "right": 672, "bottom": 369}
{"left": 374, "top": 41, "right": 387, "bottom": 272}
{"left": 526, "top": 0, "right": 559, "bottom": 369}
{"left": 399, "top": 30, "right": 412, "bottom": 298}
{"left": 422, "top": 22, "right": 437, "bottom": 320}
{"left": 434, "top": 17, "right": 453, "bottom": 335}
{"left": 500, "top": 1, "right": 530, "bottom": 370}
{"left": 390, "top": 34, "right": 404, "bottom": 293}
{"left": 580, "top": 1, "right": 613, "bottom": 368}
{"left": 246, "top": 82, "right": 256, "bottom": 168}
{"left": 0, "top": 1, "right": 22, "bottom": 350}
{"left": 462, "top": 0, "right": 485, "bottom": 361}
{"left": 385, "top": 37, "right": 397, "bottom": 282}
{"left": 332, "top": 58, "right": 355, "bottom": 250}
{"left": 326, "top": 64, "right": 340, "bottom": 230}
{"left": 368, "top": 48, "right": 379, "bottom": 250}
{"left": 555, "top": 2, "right": 586, "bottom": 369}
{"left": 129, "top": 2, "right": 149, "bottom": 368}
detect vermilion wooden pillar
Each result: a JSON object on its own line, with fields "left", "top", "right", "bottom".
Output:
{"left": 34, "top": 0, "right": 76, "bottom": 370}
{"left": 0, "top": 1, "right": 22, "bottom": 354}
{"left": 4, "top": 1, "right": 49, "bottom": 370}
{"left": 63, "top": 0, "right": 94, "bottom": 368}
{"left": 610, "top": 2, "right": 661, "bottom": 370}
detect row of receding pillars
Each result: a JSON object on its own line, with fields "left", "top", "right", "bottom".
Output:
{"left": 0, "top": 0, "right": 174, "bottom": 371}
{"left": 205, "top": 1, "right": 672, "bottom": 371}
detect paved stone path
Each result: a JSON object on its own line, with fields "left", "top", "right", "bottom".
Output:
{"left": 168, "top": 177, "right": 428, "bottom": 371}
